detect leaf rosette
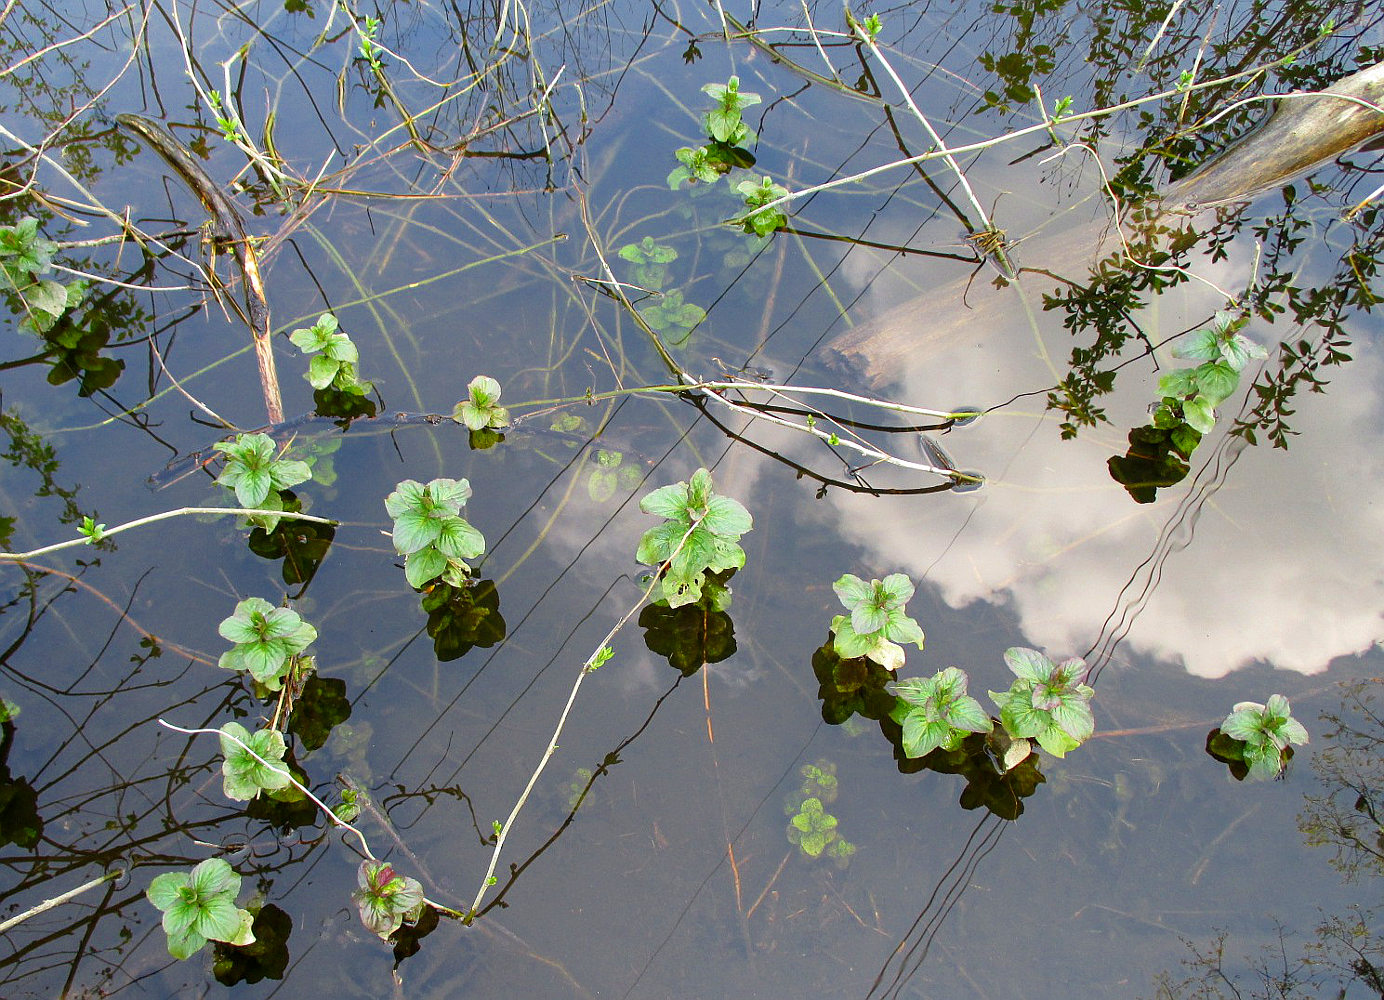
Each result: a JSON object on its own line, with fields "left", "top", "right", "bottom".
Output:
{"left": 146, "top": 858, "right": 255, "bottom": 959}
{"left": 988, "top": 647, "right": 1094, "bottom": 758}
{"left": 635, "top": 468, "right": 752, "bottom": 608}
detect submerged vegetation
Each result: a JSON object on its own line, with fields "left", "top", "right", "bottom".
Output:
{"left": 0, "top": 0, "right": 1378, "bottom": 995}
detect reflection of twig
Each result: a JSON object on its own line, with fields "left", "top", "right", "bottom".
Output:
{"left": 149, "top": 337, "right": 235, "bottom": 430}
{"left": 731, "top": 42, "right": 1339, "bottom": 224}
{"left": 1039, "top": 142, "right": 1238, "bottom": 301}
{"left": 1188, "top": 801, "right": 1261, "bottom": 885}
{"left": 573, "top": 196, "right": 979, "bottom": 483}
{"left": 745, "top": 850, "right": 791, "bottom": 920}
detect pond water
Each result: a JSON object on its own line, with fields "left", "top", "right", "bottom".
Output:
{"left": 2, "top": 1, "right": 1383, "bottom": 997}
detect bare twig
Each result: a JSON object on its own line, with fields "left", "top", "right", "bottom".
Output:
{"left": 0, "top": 869, "right": 125, "bottom": 934}
{"left": 0, "top": 507, "right": 339, "bottom": 562}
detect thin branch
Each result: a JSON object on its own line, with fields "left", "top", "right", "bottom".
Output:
{"left": 0, "top": 507, "right": 339, "bottom": 562}
{"left": 465, "top": 521, "right": 701, "bottom": 920}
{"left": 0, "top": 868, "right": 125, "bottom": 934}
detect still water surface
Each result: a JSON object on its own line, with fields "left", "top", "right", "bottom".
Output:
{"left": 0, "top": 1, "right": 1381, "bottom": 996}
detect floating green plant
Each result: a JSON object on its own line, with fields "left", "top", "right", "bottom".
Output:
{"left": 988, "top": 647, "right": 1095, "bottom": 759}
{"left": 146, "top": 858, "right": 256, "bottom": 959}
{"left": 829, "top": 572, "right": 926, "bottom": 672}
{"left": 289, "top": 313, "right": 373, "bottom": 396}
{"left": 890, "top": 666, "right": 994, "bottom": 758}
{"left": 385, "top": 477, "right": 485, "bottom": 589}
{"left": 216, "top": 597, "right": 317, "bottom": 690}
{"left": 452, "top": 375, "right": 511, "bottom": 432}
{"left": 636, "top": 468, "right": 752, "bottom": 608}
{"left": 1207, "top": 694, "right": 1309, "bottom": 780}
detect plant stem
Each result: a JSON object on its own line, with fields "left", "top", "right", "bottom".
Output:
{"left": 159, "top": 720, "right": 464, "bottom": 918}
{"left": 465, "top": 521, "right": 701, "bottom": 920}
{"left": 0, "top": 507, "right": 339, "bottom": 562}
{"left": 0, "top": 869, "right": 124, "bottom": 934}
{"left": 731, "top": 39, "right": 1334, "bottom": 222}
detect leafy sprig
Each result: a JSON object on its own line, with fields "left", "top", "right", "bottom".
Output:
{"left": 701, "top": 76, "right": 760, "bottom": 145}
{"left": 213, "top": 433, "right": 311, "bottom": 531}
{"left": 385, "top": 478, "right": 485, "bottom": 589}
{"left": 217, "top": 597, "right": 318, "bottom": 690}
{"left": 452, "top": 375, "right": 511, "bottom": 432}
{"left": 1155, "top": 311, "right": 1266, "bottom": 435}
{"left": 0, "top": 217, "right": 86, "bottom": 335}
{"left": 988, "top": 647, "right": 1094, "bottom": 758}
{"left": 829, "top": 572, "right": 925, "bottom": 671}
{"left": 289, "top": 313, "right": 373, "bottom": 396}
{"left": 636, "top": 468, "right": 752, "bottom": 608}
{"left": 146, "top": 859, "right": 256, "bottom": 959}
{"left": 889, "top": 666, "right": 993, "bottom": 757}
{"left": 1218, "top": 694, "right": 1309, "bottom": 780}
{"left": 352, "top": 860, "right": 425, "bottom": 940}
{"left": 218, "top": 722, "right": 293, "bottom": 801}
{"left": 736, "top": 176, "right": 789, "bottom": 236}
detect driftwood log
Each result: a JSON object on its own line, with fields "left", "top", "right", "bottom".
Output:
{"left": 825, "top": 61, "right": 1384, "bottom": 387}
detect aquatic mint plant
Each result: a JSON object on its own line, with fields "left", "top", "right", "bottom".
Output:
{"left": 352, "top": 860, "right": 425, "bottom": 940}
{"left": 988, "top": 647, "right": 1094, "bottom": 758}
{"left": 386, "top": 477, "right": 485, "bottom": 589}
{"left": 890, "top": 666, "right": 993, "bottom": 757}
{"left": 452, "top": 375, "right": 511, "bottom": 431}
{"left": 702, "top": 75, "right": 760, "bottom": 144}
{"left": 1219, "top": 694, "right": 1309, "bottom": 780}
{"left": 146, "top": 858, "right": 255, "bottom": 959}
{"left": 217, "top": 597, "right": 317, "bottom": 689}
{"left": 289, "top": 313, "right": 372, "bottom": 396}
{"left": 213, "top": 432, "right": 311, "bottom": 531}
{"left": 636, "top": 468, "right": 752, "bottom": 608}
{"left": 829, "top": 572, "right": 925, "bottom": 672}
{"left": 788, "top": 796, "right": 838, "bottom": 858}
{"left": 1156, "top": 310, "right": 1266, "bottom": 436}
{"left": 736, "top": 176, "right": 789, "bottom": 236}
{"left": 617, "top": 237, "right": 678, "bottom": 290}
{"left": 218, "top": 722, "right": 293, "bottom": 801}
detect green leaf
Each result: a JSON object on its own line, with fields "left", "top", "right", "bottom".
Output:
{"left": 307, "top": 354, "right": 340, "bottom": 389}
{"left": 392, "top": 508, "right": 443, "bottom": 553}
{"left": 1158, "top": 368, "right": 1199, "bottom": 398}
{"left": 832, "top": 574, "right": 871, "bottom": 611}
{"left": 1003, "top": 647, "right": 1052, "bottom": 683}
{"left": 165, "top": 924, "right": 209, "bottom": 960}
{"left": 902, "top": 715, "right": 952, "bottom": 757}
{"left": 946, "top": 696, "right": 993, "bottom": 735}
{"left": 233, "top": 468, "right": 273, "bottom": 508}
{"left": 640, "top": 481, "right": 691, "bottom": 521}
{"left": 433, "top": 515, "right": 485, "bottom": 561}
{"left": 1032, "top": 724, "right": 1081, "bottom": 758}
{"left": 889, "top": 676, "right": 935, "bottom": 708}
{"left": 1183, "top": 395, "right": 1216, "bottom": 434}
{"left": 384, "top": 479, "right": 427, "bottom": 519}
{"left": 700, "top": 495, "right": 752, "bottom": 537}
{"left": 884, "top": 613, "right": 925, "bottom": 649}
{"left": 268, "top": 459, "right": 311, "bottom": 492}
{"left": 879, "top": 573, "right": 915, "bottom": 605}
{"left": 405, "top": 546, "right": 449, "bottom": 589}
{"left": 1191, "top": 361, "right": 1239, "bottom": 406}
{"left": 1172, "top": 325, "right": 1223, "bottom": 362}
